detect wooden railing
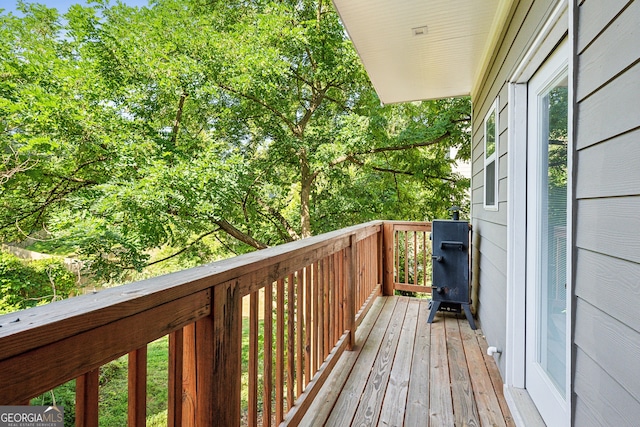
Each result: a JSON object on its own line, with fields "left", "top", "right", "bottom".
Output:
{"left": 383, "top": 221, "right": 433, "bottom": 295}
{"left": 0, "top": 220, "right": 431, "bottom": 426}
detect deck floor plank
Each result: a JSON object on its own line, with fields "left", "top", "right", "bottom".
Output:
{"left": 378, "top": 299, "right": 420, "bottom": 426}
{"left": 445, "top": 315, "right": 480, "bottom": 426}
{"left": 459, "top": 319, "right": 508, "bottom": 427}
{"left": 297, "top": 297, "right": 513, "bottom": 427}
{"left": 323, "top": 297, "right": 398, "bottom": 426}
{"left": 404, "top": 300, "right": 431, "bottom": 426}
{"left": 429, "top": 313, "right": 455, "bottom": 426}
{"left": 477, "top": 334, "right": 517, "bottom": 427}
{"left": 351, "top": 298, "right": 409, "bottom": 426}
{"left": 297, "top": 297, "right": 385, "bottom": 427}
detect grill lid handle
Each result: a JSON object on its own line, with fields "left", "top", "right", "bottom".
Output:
{"left": 440, "top": 241, "right": 465, "bottom": 251}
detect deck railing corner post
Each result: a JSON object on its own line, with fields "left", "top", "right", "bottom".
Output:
{"left": 195, "top": 281, "right": 242, "bottom": 426}
{"left": 382, "top": 222, "right": 395, "bottom": 296}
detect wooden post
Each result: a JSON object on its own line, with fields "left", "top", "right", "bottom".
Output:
{"left": 76, "top": 369, "right": 99, "bottom": 427}
{"left": 128, "top": 346, "right": 147, "bottom": 427}
{"left": 345, "top": 235, "right": 357, "bottom": 350}
{"left": 382, "top": 222, "right": 395, "bottom": 296}
{"left": 196, "top": 281, "right": 241, "bottom": 426}
{"left": 168, "top": 329, "right": 184, "bottom": 427}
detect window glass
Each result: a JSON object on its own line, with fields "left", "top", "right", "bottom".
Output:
{"left": 484, "top": 100, "right": 499, "bottom": 209}
{"left": 485, "top": 110, "right": 496, "bottom": 158}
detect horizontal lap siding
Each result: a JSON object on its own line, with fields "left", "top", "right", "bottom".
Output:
{"left": 471, "top": 0, "right": 556, "bottom": 377}
{"left": 574, "top": 348, "right": 640, "bottom": 426}
{"left": 576, "top": 129, "right": 640, "bottom": 199}
{"left": 574, "top": 0, "right": 640, "bottom": 422}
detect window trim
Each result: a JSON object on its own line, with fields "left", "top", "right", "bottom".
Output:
{"left": 483, "top": 98, "right": 499, "bottom": 210}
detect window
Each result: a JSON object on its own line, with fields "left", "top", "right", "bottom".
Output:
{"left": 484, "top": 99, "right": 499, "bottom": 210}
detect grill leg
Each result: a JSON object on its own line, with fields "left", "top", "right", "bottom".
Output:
{"left": 462, "top": 303, "right": 476, "bottom": 330}
{"left": 427, "top": 301, "right": 441, "bottom": 324}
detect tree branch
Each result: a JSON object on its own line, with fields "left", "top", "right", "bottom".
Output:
{"left": 171, "top": 91, "right": 189, "bottom": 145}
{"left": 355, "top": 131, "right": 451, "bottom": 155}
{"left": 1, "top": 148, "right": 36, "bottom": 185}
{"left": 346, "top": 156, "right": 457, "bottom": 182}
{"left": 295, "top": 86, "right": 327, "bottom": 136}
{"left": 255, "top": 197, "right": 300, "bottom": 241}
{"left": 135, "top": 228, "right": 218, "bottom": 269}
{"left": 215, "top": 82, "right": 297, "bottom": 134}
{"left": 213, "top": 218, "right": 268, "bottom": 249}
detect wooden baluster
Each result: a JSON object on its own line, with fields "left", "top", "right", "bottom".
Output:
{"left": 317, "top": 260, "right": 325, "bottom": 367}
{"left": 248, "top": 292, "right": 259, "bottom": 427}
{"left": 168, "top": 329, "right": 183, "bottom": 427}
{"left": 337, "top": 251, "right": 344, "bottom": 336}
{"left": 312, "top": 262, "right": 319, "bottom": 376}
{"left": 328, "top": 254, "right": 335, "bottom": 350}
{"left": 304, "top": 266, "right": 312, "bottom": 386}
{"left": 337, "top": 252, "right": 343, "bottom": 339}
{"left": 363, "top": 238, "right": 368, "bottom": 296}
{"left": 287, "top": 273, "right": 295, "bottom": 408}
{"left": 404, "top": 230, "right": 410, "bottom": 285}
{"left": 412, "top": 231, "right": 419, "bottom": 285}
{"left": 76, "top": 369, "right": 99, "bottom": 427}
{"left": 322, "top": 259, "right": 330, "bottom": 359}
{"left": 276, "top": 278, "right": 285, "bottom": 423}
{"left": 423, "top": 231, "right": 428, "bottom": 288}
{"left": 378, "top": 227, "right": 384, "bottom": 289}
{"left": 365, "top": 240, "right": 369, "bottom": 299}
{"left": 395, "top": 230, "right": 400, "bottom": 287}
{"left": 367, "top": 237, "right": 373, "bottom": 294}
{"left": 296, "top": 269, "right": 304, "bottom": 398}
{"left": 128, "top": 346, "right": 147, "bottom": 427}
{"left": 373, "top": 236, "right": 377, "bottom": 292}
{"left": 346, "top": 235, "right": 357, "bottom": 350}
{"left": 181, "top": 324, "right": 196, "bottom": 427}
{"left": 263, "top": 284, "right": 273, "bottom": 427}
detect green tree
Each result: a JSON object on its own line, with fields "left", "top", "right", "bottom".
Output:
{"left": 0, "top": 0, "right": 470, "bottom": 281}
{"left": 0, "top": 251, "right": 77, "bottom": 313}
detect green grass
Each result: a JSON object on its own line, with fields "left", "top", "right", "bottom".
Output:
{"left": 23, "top": 240, "right": 78, "bottom": 256}
{"left": 98, "top": 337, "right": 169, "bottom": 427}
{"left": 32, "top": 318, "right": 262, "bottom": 426}
{"left": 31, "top": 380, "right": 76, "bottom": 426}
{"left": 32, "top": 337, "right": 170, "bottom": 427}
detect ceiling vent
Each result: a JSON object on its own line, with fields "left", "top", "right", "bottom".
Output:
{"left": 412, "top": 25, "right": 428, "bottom": 36}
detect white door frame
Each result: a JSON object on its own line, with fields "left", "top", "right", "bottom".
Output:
{"left": 504, "top": 0, "right": 573, "bottom": 425}
{"left": 525, "top": 40, "right": 569, "bottom": 423}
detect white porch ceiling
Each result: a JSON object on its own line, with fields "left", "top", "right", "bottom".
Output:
{"left": 332, "top": 0, "right": 509, "bottom": 104}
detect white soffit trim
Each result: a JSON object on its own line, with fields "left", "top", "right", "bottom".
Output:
{"left": 332, "top": 0, "right": 509, "bottom": 104}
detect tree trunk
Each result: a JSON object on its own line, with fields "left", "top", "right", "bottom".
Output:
{"left": 299, "top": 150, "right": 312, "bottom": 239}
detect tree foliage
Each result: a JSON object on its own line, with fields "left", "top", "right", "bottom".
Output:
{"left": 0, "top": 251, "right": 77, "bottom": 313}
{"left": 0, "top": 0, "right": 471, "bottom": 281}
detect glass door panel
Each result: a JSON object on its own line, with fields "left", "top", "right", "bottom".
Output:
{"left": 525, "top": 39, "right": 570, "bottom": 425}
{"left": 538, "top": 80, "right": 568, "bottom": 393}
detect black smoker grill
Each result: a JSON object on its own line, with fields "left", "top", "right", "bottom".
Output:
{"left": 427, "top": 214, "right": 476, "bottom": 330}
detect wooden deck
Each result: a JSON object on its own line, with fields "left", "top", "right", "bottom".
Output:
{"left": 298, "top": 296, "right": 515, "bottom": 426}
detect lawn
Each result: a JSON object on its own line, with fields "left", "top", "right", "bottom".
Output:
{"left": 32, "top": 315, "right": 261, "bottom": 426}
